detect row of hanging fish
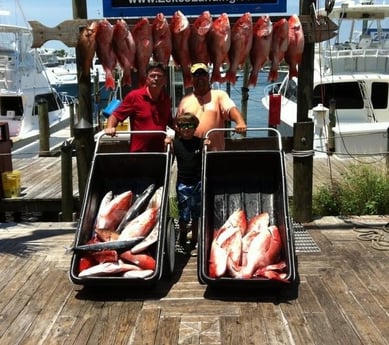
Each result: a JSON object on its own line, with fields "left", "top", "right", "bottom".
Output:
{"left": 209, "top": 210, "right": 289, "bottom": 282}
{"left": 77, "top": 11, "right": 304, "bottom": 90}
{"left": 70, "top": 184, "right": 164, "bottom": 278}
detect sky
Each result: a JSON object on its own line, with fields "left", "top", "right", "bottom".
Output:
{"left": 14, "top": 0, "right": 299, "bottom": 50}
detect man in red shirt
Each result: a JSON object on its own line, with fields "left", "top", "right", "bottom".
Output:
{"left": 105, "top": 63, "right": 173, "bottom": 152}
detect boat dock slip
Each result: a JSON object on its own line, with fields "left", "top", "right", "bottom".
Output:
{"left": 0, "top": 216, "right": 388, "bottom": 345}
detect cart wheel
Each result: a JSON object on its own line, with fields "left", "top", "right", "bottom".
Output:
{"left": 164, "top": 217, "right": 176, "bottom": 277}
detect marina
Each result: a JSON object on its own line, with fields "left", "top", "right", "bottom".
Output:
{"left": 0, "top": 2, "right": 388, "bottom": 344}
{"left": 0, "top": 3, "right": 76, "bottom": 144}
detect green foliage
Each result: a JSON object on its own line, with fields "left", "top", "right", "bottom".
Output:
{"left": 54, "top": 49, "right": 66, "bottom": 57}
{"left": 313, "top": 164, "right": 389, "bottom": 216}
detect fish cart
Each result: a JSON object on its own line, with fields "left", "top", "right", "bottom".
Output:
{"left": 69, "top": 131, "right": 176, "bottom": 287}
{"left": 198, "top": 128, "right": 296, "bottom": 288}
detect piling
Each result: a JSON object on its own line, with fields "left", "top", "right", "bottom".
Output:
{"left": 73, "top": 118, "right": 94, "bottom": 206}
{"left": 38, "top": 98, "right": 50, "bottom": 157}
{"left": 61, "top": 140, "right": 74, "bottom": 221}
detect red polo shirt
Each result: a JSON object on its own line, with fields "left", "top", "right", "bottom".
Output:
{"left": 112, "top": 87, "right": 172, "bottom": 152}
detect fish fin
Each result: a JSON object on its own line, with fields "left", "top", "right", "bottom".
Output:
{"left": 248, "top": 72, "right": 258, "bottom": 87}
{"left": 288, "top": 67, "right": 298, "bottom": 79}
{"left": 210, "top": 71, "right": 226, "bottom": 84}
{"left": 225, "top": 71, "right": 237, "bottom": 85}
{"left": 105, "top": 73, "right": 115, "bottom": 90}
{"left": 267, "top": 68, "right": 278, "bottom": 82}
{"left": 121, "top": 70, "right": 132, "bottom": 87}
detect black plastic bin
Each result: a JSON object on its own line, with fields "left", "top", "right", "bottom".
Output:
{"left": 198, "top": 128, "right": 296, "bottom": 288}
{"left": 69, "top": 131, "right": 176, "bottom": 287}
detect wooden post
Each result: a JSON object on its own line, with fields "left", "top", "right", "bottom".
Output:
{"left": 69, "top": 99, "right": 75, "bottom": 138}
{"left": 73, "top": 0, "right": 93, "bottom": 125}
{"left": 327, "top": 98, "right": 336, "bottom": 153}
{"left": 293, "top": 121, "right": 314, "bottom": 222}
{"left": 38, "top": 98, "right": 50, "bottom": 157}
{"left": 386, "top": 127, "right": 389, "bottom": 177}
{"left": 73, "top": 118, "right": 94, "bottom": 206}
{"left": 61, "top": 140, "right": 73, "bottom": 221}
{"left": 293, "top": 0, "right": 316, "bottom": 222}
{"left": 241, "top": 59, "right": 250, "bottom": 124}
{"left": 72, "top": 0, "right": 87, "bottom": 19}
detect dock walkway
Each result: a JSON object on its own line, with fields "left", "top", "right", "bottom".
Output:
{"left": 0, "top": 216, "right": 388, "bottom": 344}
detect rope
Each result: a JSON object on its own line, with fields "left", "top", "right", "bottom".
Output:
{"left": 353, "top": 223, "right": 389, "bottom": 251}
{"left": 291, "top": 149, "right": 315, "bottom": 158}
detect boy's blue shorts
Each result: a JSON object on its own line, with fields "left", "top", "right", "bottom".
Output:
{"left": 176, "top": 181, "right": 201, "bottom": 223}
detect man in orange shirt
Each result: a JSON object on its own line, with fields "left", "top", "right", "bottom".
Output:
{"left": 176, "top": 63, "right": 247, "bottom": 151}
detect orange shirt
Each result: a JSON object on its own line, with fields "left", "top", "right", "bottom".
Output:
{"left": 177, "top": 89, "right": 236, "bottom": 151}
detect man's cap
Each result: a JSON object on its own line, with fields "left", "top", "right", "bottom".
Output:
{"left": 190, "top": 63, "right": 209, "bottom": 74}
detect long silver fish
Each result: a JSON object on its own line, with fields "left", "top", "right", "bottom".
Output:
{"left": 70, "top": 237, "right": 144, "bottom": 252}
{"left": 116, "top": 184, "right": 156, "bottom": 233}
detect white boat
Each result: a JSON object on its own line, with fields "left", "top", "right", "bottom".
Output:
{"left": 0, "top": 1, "right": 76, "bottom": 144}
{"left": 38, "top": 47, "right": 112, "bottom": 109}
{"left": 262, "top": 0, "right": 389, "bottom": 156}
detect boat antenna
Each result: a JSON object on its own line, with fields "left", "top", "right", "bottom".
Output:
{"left": 15, "top": 0, "right": 30, "bottom": 28}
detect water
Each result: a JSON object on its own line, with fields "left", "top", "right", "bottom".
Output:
{"left": 219, "top": 71, "right": 273, "bottom": 138}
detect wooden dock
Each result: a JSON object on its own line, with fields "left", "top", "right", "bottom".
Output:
{"left": 0, "top": 148, "right": 386, "bottom": 221}
{"left": 1, "top": 137, "right": 388, "bottom": 344}
{"left": 0, "top": 156, "right": 80, "bottom": 221}
{"left": 0, "top": 216, "right": 388, "bottom": 345}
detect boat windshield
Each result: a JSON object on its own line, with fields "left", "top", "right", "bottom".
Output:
{"left": 267, "top": 78, "right": 298, "bottom": 103}
{"left": 32, "top": 92, "right": 64, "bottom": 115}
{"left": 0, "top": 96, "right": 24, "bottom": 116}
{"left": 313, "top": 81, "right": 388, "bottom": 110}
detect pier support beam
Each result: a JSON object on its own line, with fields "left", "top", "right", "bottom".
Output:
{"left": 38, "top": 99, "right": 50, "bottom": 157}
{"left": 61, "top": 140, "right": 74, "bottom": 221}
{"left": 292, "top": 0, "right": 316, "bottom": 222}
{"left": 293, "top": 122, "right": 314, "bottom": 222}
{"left": 73, "top": 119, "right": 94, "bottom": 207}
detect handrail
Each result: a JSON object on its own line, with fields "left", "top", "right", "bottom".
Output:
{"left": 94, "top": 130, "right": 171, "bottom": 156}
{"left": 204, "top": 127, "right": 283, "bottom": 152}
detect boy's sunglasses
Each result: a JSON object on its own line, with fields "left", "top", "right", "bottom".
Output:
{"left": 178, "top": 123, "right": 195, "bottom": 129}
{"left": 192, "top": 71, "right": 208, "bottom": 77}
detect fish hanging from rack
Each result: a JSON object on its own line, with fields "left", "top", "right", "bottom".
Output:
{"left": 112, "top": 19, "right": 136, "bottom": 87}
{"left": 95, "top": 19, "right": 117, "bottom": 90}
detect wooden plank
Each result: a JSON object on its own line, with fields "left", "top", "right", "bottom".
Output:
{"left": 279, "top": 302, "right": 316, "bottom": 345}
{"left": 0, "top": 258, "right": 50, "bottom": 341}
{"left": 154, "top": 316, "right": 180, "bottom": 345}
{"left": 239, "top": 304, "right": 268, "bottom": 345}
{"left": 320, "top": 265, "right": 389, "bottom": 344}
{"left": 29, "top": 15, "right": 337, "bottom": 48}
{"left": 111, "top": 302, "right": 144, "bottom": 345}
{"left": 42, "top": 292, "right": 92, "bottom": 345}
{"left": 15, "top": 270, "right": 71, "bottom": 345}
{"left": 260, "top": 303, "right": 293, "bottom": 345}
{"left": 131, "top": 308, "right": 161, "bottom": 345}
{"left": 219, "top": 315, "right": 243, "bottom": 345}
{"left": 306, "top": 275, "right": 363, "bottom": 345}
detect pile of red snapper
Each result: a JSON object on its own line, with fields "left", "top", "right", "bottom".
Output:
{"left": 75, "top": 185, "right": 163, "bottom": 278}
{"left": 77, "top": 11, "right": 304, "bottom": 90}
{"left": 209, "top": 210, "right": 289, "bottom": 282}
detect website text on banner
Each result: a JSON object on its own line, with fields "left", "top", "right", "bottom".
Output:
{"left": 103, "top": 0, "right": 287, "bottom": 17}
